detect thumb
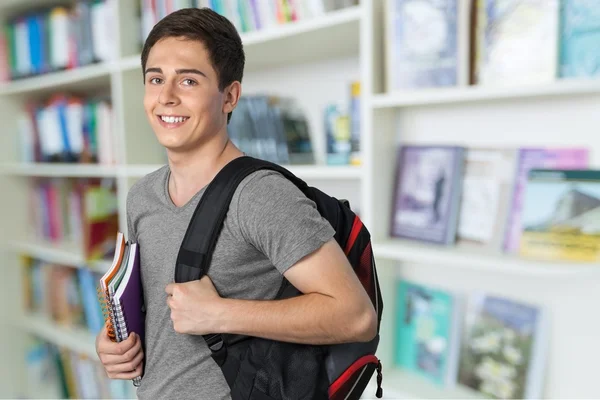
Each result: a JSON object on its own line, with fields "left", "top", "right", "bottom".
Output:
{"left": 165, "top": 282, "right": 176, "bottom": 296}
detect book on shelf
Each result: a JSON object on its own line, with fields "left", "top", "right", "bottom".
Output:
{"left": 97, "top": 232, "right": 145, "bottom": 387}
{"left": 384, "top": 0, "right": 471, "bottom": 91}
{"left": 390, "top": 144, "right": 465, "bottom": 245}
{"left": 394, "top": 279, "right": 462, "bottom": 387}
{"left": 503, "top": 147, "right": 589, "bottom": 253}
{"left": 456, "top": 293, "right": 548, "bottom": 399}
{"left": 456, "top": 148, "right": 519, "bottom": 250}
{"left": 139, "top": 0, "right": 355, "bottom": 44}
{"left": 472, "top": 0, "right": 560, "bottom": 86}
{"left": 228, "top": 94, "right": 315, "bottom": 165}
{"left": 22, "top": 257, "right": 105, "bottom": 334}
{"left": 559, "top": 0, "right": 600, "bottom": 79}
{"left": 24, "top": 337, "right": 135, "bottom": 399}
{"left": 0, "top": 0, "right": 116, "bottom": 82}
{"left": 519, "top": 168, "right": 600, "bottom": 262}
{"left": 391, "top": 274, "right": 549, "bottom": 398}
{"left": 27, "top": 177, "right": 119, "bottom": 261}
{"left": 18, "top": 95, "right": 115, "bottom": 165}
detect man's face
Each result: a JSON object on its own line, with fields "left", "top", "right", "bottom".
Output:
{"left": 143, "top": 36, "right": 227, "bottom": 153}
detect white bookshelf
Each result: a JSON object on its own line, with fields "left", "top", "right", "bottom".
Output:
{"left": 373, "top": 240, "right": 600, "bottom": 276}
{"left": 19, "top": 314, "right": 97, "bottom": 359}
{"left": 0, "top": 0, "right": 599, "bottom": 399}
{"left": 1, "top": 163, "right": 120, "bottom": 178}
{"left": 10, "top": 240, "right": 112, "bottom": 274}
{"left": 371, "top": 78, "right": 600, "bottom": 108}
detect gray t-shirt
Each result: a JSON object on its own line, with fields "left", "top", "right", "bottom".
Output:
{"left": 126, "top": 165, "right": 335, "bottom": 400}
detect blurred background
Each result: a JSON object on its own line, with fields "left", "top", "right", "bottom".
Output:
{"left": 0, "top": 0, "right": 598, "bottom": 399}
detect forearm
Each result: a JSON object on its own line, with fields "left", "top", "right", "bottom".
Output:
{"left": 216, "top": 293, "right": 375, "bottom": 345}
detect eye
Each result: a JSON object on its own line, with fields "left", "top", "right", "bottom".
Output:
{"left": 182, "top": 79, "right": 197, "bottom": 86}
{"left": 149, "top": 77, "right": 163, "bottom": 84}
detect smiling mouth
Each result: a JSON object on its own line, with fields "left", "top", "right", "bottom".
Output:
{"left": 158, "top": 115, "right": 189, "bottom": 127}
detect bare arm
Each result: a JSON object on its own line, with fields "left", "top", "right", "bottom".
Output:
{"left": 215, "top": 239, "right": 377, "bottom": 344}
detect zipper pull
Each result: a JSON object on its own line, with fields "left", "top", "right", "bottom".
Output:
{"left": 376, "top": 360, "right": 383, "bottom": 398}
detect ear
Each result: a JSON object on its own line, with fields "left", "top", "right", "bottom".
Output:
{"left": 222, "top": 81, "right": 242, "bottom": 116}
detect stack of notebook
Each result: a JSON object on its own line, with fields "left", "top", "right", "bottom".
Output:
{"left": 97, "top": 232, "right": 145, "bottom": 386}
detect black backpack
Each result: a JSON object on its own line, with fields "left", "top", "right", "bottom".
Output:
{"left": 175, "top": 156, "right": 384, "bottom": 400}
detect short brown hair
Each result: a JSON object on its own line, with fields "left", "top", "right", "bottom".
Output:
{"left": 141, "top": 8, "right": 245, "bottom": 122}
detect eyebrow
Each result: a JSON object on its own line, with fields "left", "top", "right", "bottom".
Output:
{"left": 144, "top": 67, "right": 207, "bottom": 77}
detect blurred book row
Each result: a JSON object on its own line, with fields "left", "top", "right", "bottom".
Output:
{"left": 140, "top": 0, "right": 359, "bottom": 42}
{"left": 394, "top": 278, "right": 547, "bottom": 399}
{"left": 23, "top": 259, "right": 105, "bottom": 335}
{"left": 386, "top": 0, "right": 600, "bottom": 91}
{"left": 27, "top": 178, "right": 119, "bottom": 261}
{"left": 24, "top": 338, "right": 135, "bottom": 399}
{"left": 0, "top": 0, "right": 114, "bottom": 82}
{"left": 391, "top": 145, "right": 600, "bottom": 263}
{"left": 17, "top": 95, "right": 115, "bottom": 165}
{"left": 15, "top": 81, "right": 360, "bottom": 166}
{"left": 229, "top": 83, "right": 360, "bottom": 166}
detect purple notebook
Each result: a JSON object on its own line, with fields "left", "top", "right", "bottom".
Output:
{"left": 113, "top": 242, "right": 145, "bottom": 385}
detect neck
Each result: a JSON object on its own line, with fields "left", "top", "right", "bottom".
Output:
{"left": 166, "top": 132, "right": 243, "bottom": 206}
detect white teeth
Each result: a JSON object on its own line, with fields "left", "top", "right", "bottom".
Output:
{"left": 161, "top": 116, "right": 187, "bottom": 123}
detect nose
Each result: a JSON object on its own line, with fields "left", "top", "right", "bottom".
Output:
{"left": 158, "top": 81, "right": 180, "bottom": 106}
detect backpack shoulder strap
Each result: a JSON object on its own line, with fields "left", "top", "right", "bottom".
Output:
{"left": 174, "top": 155, "right": 306, "bottom": 283}
{"left": 174, "top": 155, "right": 306, "bottom": 366}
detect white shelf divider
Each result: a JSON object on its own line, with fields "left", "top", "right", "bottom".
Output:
{"left": 372, "top": 78, "right": 600, "bottom": 108}
{"left": 1, "top": 163, "right": 119, "bottom": 178}
{"left": 374, "top": 240, "right": 600, "bottom": 276}
{"left": 0, "top": 62, "right": 116, "bottom": 96}
{"left": 10, "top": 240, "right": 112, "bottom": 274}
{"left": 19, "top": 314, "right": 97, "bottom": 359}
{"left": 361, "top": 369, "right": 481, "bottom": 400}
{"left": 241, "top": 5, "right": 361, "bottom": 46}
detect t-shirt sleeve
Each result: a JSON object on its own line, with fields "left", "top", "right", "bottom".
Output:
{"left": 234, "top": 171, "right": 335, "bottom": 275}
{"left": 126, "top": 189, "right": 138, "bottom": 243}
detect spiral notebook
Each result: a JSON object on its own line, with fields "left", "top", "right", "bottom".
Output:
{"left": 97, "top": 232, "right": 145, "bottom": 386}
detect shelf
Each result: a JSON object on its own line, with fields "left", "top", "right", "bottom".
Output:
{"left": 19, "top": 314, "right": 97, "bottom": 359}
{"left": 123, "top": 163, "right": 362, "bottom": 180}
{"left": 242, "top": 6, "right": 361, "bottom": 70}
{"left": 122, "top": 6, "right": 363, "bottom": 73}
{"left": 1, "top": 163, "right": 119, "bottom": 178}
{"left": 371, "top": 78, "right": 600, "bottom": 108}
{"left": 362, "top": 369, "right": 481, "bottom": 399}
{"left": 0, "top": 62, "right": 114, "bottom": 97}
{"left": 10, "top": 240, "right": 112, "bottom": 274}
{"left": 373, "top": 239, "right": 600, "bottom": 276}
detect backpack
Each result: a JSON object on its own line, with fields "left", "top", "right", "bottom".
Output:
{"left": 174, "top": 156, "right": 384, "bottom": 400}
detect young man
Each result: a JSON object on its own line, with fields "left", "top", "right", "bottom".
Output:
{"left": 95, "top": 7, "right": 377, "bottom": 400}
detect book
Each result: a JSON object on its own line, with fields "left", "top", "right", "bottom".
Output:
{"left": 473, "top": 0, "right": 560, "bottom": 86}
{"left": 97, "top": 232, "right": 145, "bottom": 386}
{"left": 519, "top": 169, "right": 600, "bottom": 262}
{"left": 559, "top": 0, "right": 600, "bottom": 78}
{"left": 456, "top": 148, "right": 518, "bottom": 250}
{"left": 457, "top": 293, "right": 548, "bottom": 399}
{"left": 390, "top": 145, "right": 465, "bottom": 244}
{"left": 384, "top": 0, "right": 462, "bottom": 90}
{"left": 394, "top": 279, "right": 462, "bottom": 386}
{"left": 503, "top": 147, "right": 589, "bottom": 253}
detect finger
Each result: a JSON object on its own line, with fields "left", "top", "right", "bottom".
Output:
{"left": 165, "top": 283, "right": 175, "bottom": 295}
{"left": 108, "top": 362, "right": 144, "bottom": 380}
{"left": 99, "top": 332, "right": 138, "bottom": 356}
{"left": 106, "top": 348, "right": 144, "bottom": 374}
{"left": 101, "top": 338, "right": 142, "bottom": 365}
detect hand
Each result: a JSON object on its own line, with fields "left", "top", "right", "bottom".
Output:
{"left": 96, "top": 324, "right": 144, "bottom": 380}
{"left": 166, "top": 276, "right": 224, "bottom": 335}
